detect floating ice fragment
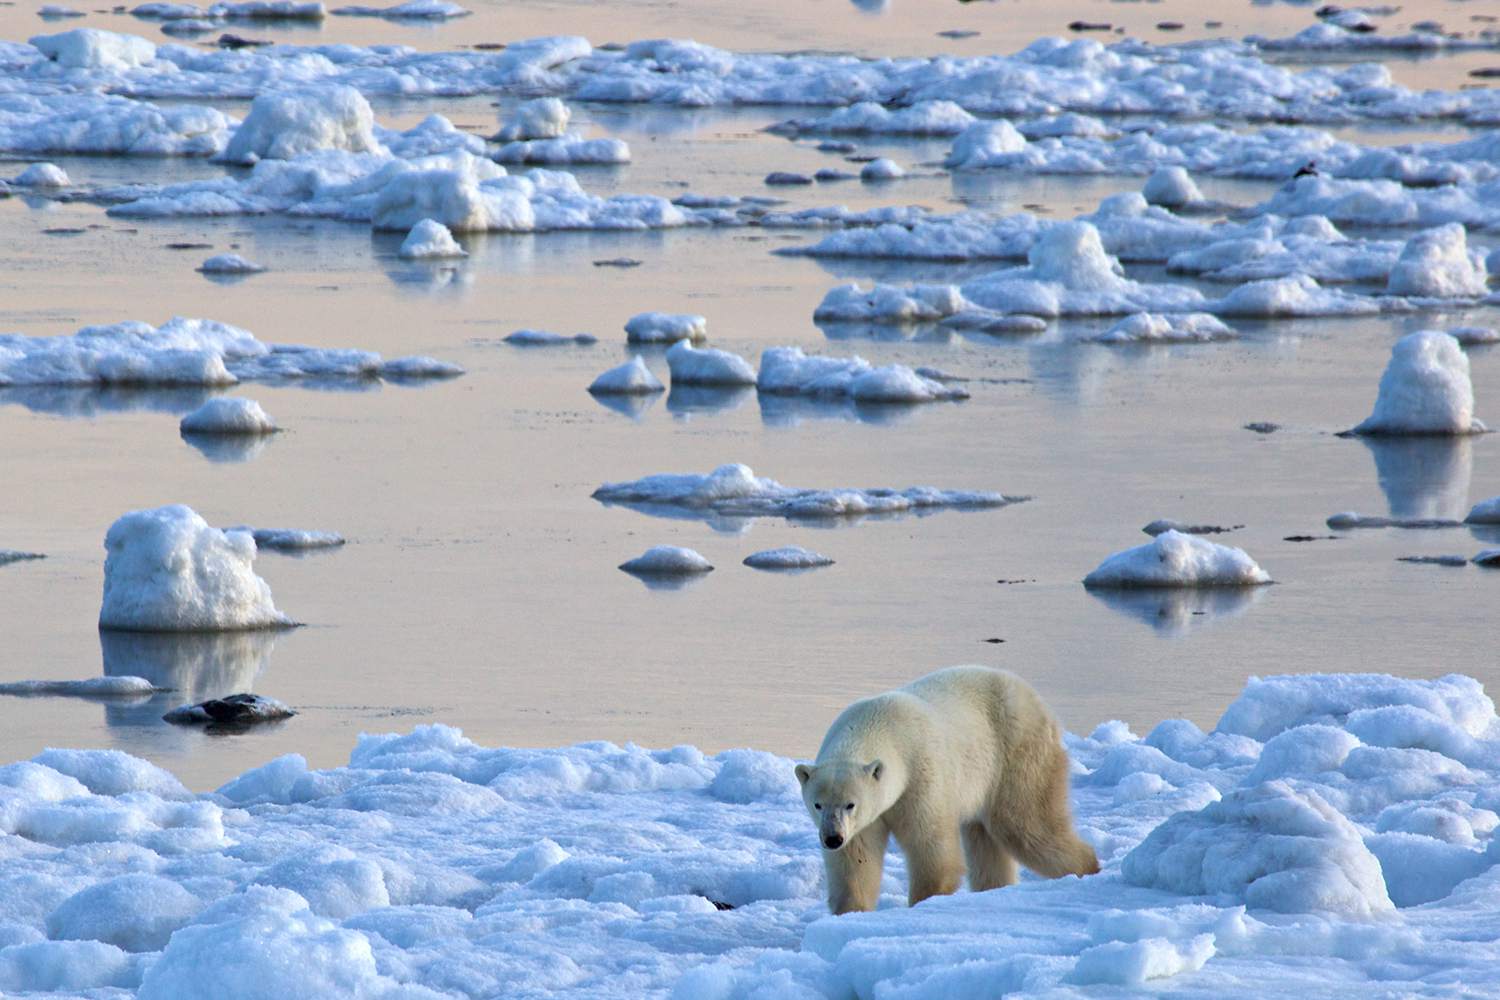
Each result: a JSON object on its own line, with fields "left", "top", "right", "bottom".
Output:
{"left": 944, "top": 119, "right": 1028, "bottom": 169}
{"left": 1142, "top": 166, "right": 1203, "bottom": 209}
{"left": 757, "top": 346, "right": 967, "bottom": 403}
{"left": 1450, "top": 327, "right": 1499, "bottom": 346}
{"left": 742, "top": 546, "right": 834, "bottom": 570}
{"left": 771, "top": 101, "right": 975, "bottom": 136}
{"left": 164, "top": 692, "right": 294, "bottom": 725}
{"left": 99, "top": 504, "right": 293, "bottom": 631}
{"left": 1084, "top": 530, "right": 1271, "bottom": 588}
{"left": 1475, "top": 548, "right": 1500, "bottom": 566}
{"left": 1088, "top": 313, "right": 1234, "bottom": 344}
{"left": 228, "top": 528, "right": 346, "bottom": 551}
{"left": 503, "top": 329, "right": 597, "bottom": 346}
{"left": 220, "top": 86, "right": 383, "bottom": 165}
{"left": 179, "top": 397, "right": 278, "bottom": 435}
{"left": 1384, "top": 224, "right": 1488, "bottom": 299}
{"left": 30, "top": 28, "right": 156, "bottom": 69}
{"left": 0, "top": 550, "right": 45, "bottom": 566}
{"left": 0, "top": 676, "right": 161, "bottom": 698}
{"left": 624, "top": 312, "right": 707, "bottom": 344}
{"left": 1467, "top": 497, "right": 1500, "bottom": 524}
{"left": 1350, "top": 331, "right": 1485, "bottom": 436}
{"left": 13, "top": 163, "right": 69, "bottom": 187}
{"left": 38, "top": 4, "right": 86, "bottom": 16}
{"left": 859, "top": 157, "right": 904, "bottom": 181}
{"left": 1142, "top": 520, "right": 1239, "bottom": 536}
{"left": 1326, "top": 511, "right": 1463, "bottom": 530}
{"left": 398, "top": 218, "right": 467, "bottom": 259}
{"left": 492, "top": 137, "right": 630, "bottom": 165}
{"left": 589, "top": 356, "right": 663, "bottom": 395}
{"left": 665, "top": 341, "right": 756, "bottom": 386}
{"left": 494, "top": 97, "right": 570, "bottom": 141}
{"left": 618, "top": 546, "right": 714, "bottom": 576}
{"left": 197, "top": 253, "right": 266, "bottom": 274}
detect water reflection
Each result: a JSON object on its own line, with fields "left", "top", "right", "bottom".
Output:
{"left": 759, "top": 393, "right": 923, "bottom": 428}
{"left": 819, "top": 320, "right": 958, "bottom": 344}
{"left": 100, "top": 629, "right": 279, "bottom": 729}
{"left": 1088, "top": 586, "right": 1266, "bottom": 636}
{"left": 181, "top": 430, "right": 272, "bottom": 464}
{"left": 590, "top": 390, "right": 660, "bottom": 420}
{"left": 666, "top": 384, "right": 753, "bottom": 417}
{"left": 1361, "top": 436, "right": 1472, "bottom": 521}
{"left": 0, "top": 385, "right": 215, "bottom": 418}
{"left": 618, "top": 567, "right": 712, "bottom": 592}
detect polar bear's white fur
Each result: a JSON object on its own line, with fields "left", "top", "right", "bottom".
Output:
{"left": 795, "top": 665, "right": 1098, "bottom": 914}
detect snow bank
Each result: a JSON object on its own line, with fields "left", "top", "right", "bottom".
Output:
{"left": 98, "top": 505, "right": 293, "bottom": 631}
{"left": 1088, "top": 313, "right": 1234, "bottom": 344}
{"left": 742, "top": 546, "right": 834, "bottom": 570}
{"left": 0, "top": 316, "right": 461, "bottom": 387}
{"left": 624, "top": 312, "right": 706, "bottom": 344}
{"left": 220, "top": 85, "right": 382, "bottom": 165}
{"left": 618, "top": 546, "right": 713, "bottom": 576}
{"left": 197, "top": 254, "right": 265, "bottom": 275}
{"left": 1351, "top": 331, "right": 1484, "bottom": 436}
{"left": 593, "top": 463, "right": 1015, "bottom": 521}
{"left": 1084, "top": 530, "right": 1272, "bottom": 588}
{"left": 1384, "top": 224, "right": 1488, "bottom": 299}
{"left": 588, "top": 356, "right": 663, "bottom": 395}
{"left": 398, "top": 218, "right": 466, "bottom": 259}
{"left": 494, "top": 97, "right": 570, "bottom": 141}
{"left": 179, "top": 397, "right": 278, "bottom": 435}
{"left": 665, "top": 341, "right": 755, "bottom": 386}
{"left": 757, "top": 346, "right": 967, "bottom": 403}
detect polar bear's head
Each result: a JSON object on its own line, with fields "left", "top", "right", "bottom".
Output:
{"left": 794, "top": 760, "right": 884, "bottom": 851}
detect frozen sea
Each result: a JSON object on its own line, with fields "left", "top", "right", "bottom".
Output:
{"left": 1, "top": 0, "right": 1500, "bottom": 995}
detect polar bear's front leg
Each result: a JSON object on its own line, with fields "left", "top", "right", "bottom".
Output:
{"left": 825, "top": 820, "right": 888, "bottom": 914}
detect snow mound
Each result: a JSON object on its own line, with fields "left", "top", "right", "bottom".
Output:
{"left": 859, "top": 157, "right": 904, "bottom": 181}
{"left": 398, "top": 218, "right": 467, "bottom": 259}
{"left": 618, "top": 546, "right": 714, "bottom": 576}
{"left": 494, "top": 97, "right": 571, "bottom": 141}
{"left": 98, "top": 504, "right": 293, "bottom": 631}
{"left": 221, "top": 85, "right": 383, "bottom": 164}
{"left": 625, "top": 312, "right": 707, "bottom": 344}
{"left": 757, "top": 346, "right": 967, "bottom": 403}
{"left": 589, "top": 356, "right": 663, "bottom": 395}
{"left": 179, "top": 397, "right": 278, "bottom": 435}
{"left": 14, "top": 162, "right": 69, "bottom": 187}
{"left": 197, "top": 253, "right": 266, "bottom": 274}
{"left": 164, "top": 692, "right": 295, "bottom": 725}
{"left": 1385, "top": 224, "right": 1488, "bottom": 298}
{"left": 1121, "top": 780, "right": 1394, "bottom": 917}
{"left": 503, "top": 329, "right": 597, "bottom": 346}
{"left": 1467, "top": 497, "right": 1500, "bottom": 524}
{"left": 593, "top": 463, "right": 1014, "bottom": 520}
{"left": 0, "top": 676, "right": 160, "bottom": 698}
{"left": 1351, "top": 331, "right": 1484, "bottom": 436}
{"left": 944, "top": 119, "right": 1028, "bottom": 169}
{"left": 30, "top": 28, "right": 155, "bottom": 68}
{"left": 1215, "top": 671, "right": 1494, "bottom": 743}
{"left": 1084, "top": 530, "right": 1272, "bottom": 588}
{"left": 1088, "top": 312, "right": 1234, "bottom": 344}
{"left": 742, "top": 546, "right": 834, "bottom": 570}
{"left": 665, "top": 341, "right": 756, "bottom": 386}
{"left": 1142, "top": 166, "right": 1204, "bottom": 209}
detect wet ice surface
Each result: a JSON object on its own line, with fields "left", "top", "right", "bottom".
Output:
{"left": 0, "top": 0, "right": 1499, "bottom": 993}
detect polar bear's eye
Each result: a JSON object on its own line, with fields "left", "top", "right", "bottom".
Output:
{"left": 845, "top": 803, "right": 854, "bottom": 811}
{"left": 813, "top": 803, "right": 822, "bottom": 810}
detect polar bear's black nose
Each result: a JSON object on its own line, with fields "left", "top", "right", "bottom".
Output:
{"left": 823, "top": 833, "right": 844, "bottom": 849}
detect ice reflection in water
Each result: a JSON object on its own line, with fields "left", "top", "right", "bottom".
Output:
{"left": 99, "top": 629, "right": 279, "bottom": 729}
{"left": 1088, "top": 586, "right": 1266, "bottom": 636}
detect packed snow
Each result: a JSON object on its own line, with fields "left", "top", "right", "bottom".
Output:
{"left": 1350, "top": 331, "right": 1486, "bottom": 436}
{"left": 0, "top": 317, "right": 462, "bottom": 388}
{"left": 624, "top": 313, "right": 707, "bottom": 344}
{"left": 1084, "top": 530, "right": 1273, "bottom": 588}
{"left": 618, "top": 545, "right": 714, "bottom": 576}
{"left": 756, "top": 347, "right": 968, "bottom": 403}
{"left": 742, "top": 546, "right": 835, "bottom": 570}
{"left": 398, "top": 219, "right": 467, "bottom": 259}
{"left": 593, "top": 463, "right": 1016, "bottom": 522}
{"left": 178, "top": 397, "right": 278, "bottom": 435}
{"left": 98, "top": 505, "right": 293, "bottom": 631}
{"left": 588, "top": 356, "right": 663, "bottom": 395}
{"left": 664, "top": 342, "right": 756, "bottom": 387}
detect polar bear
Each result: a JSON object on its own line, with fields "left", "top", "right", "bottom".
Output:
{"left": 795, "top": 665, "right": 1098, "bottom": 914}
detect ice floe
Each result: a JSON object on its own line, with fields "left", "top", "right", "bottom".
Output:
{"left": 1476, "top": 549, "right": 1500, "bottom": 566}
{"left": 1084, "top": 530, "right": 1272, "bottom": 588}
{"left": 3, "top": 672, "right": 1500, "bottom": 995}
{"left": 664, "top": 341, "right": 756, "bottom": 386}
{"left": 98, "top": 504, "right": 293, "bottom": 632}
{"left": 1142, "top": 166, "right": 1203, "bottom": 209}
{"left": 163, "top": 692, "right": 294, "bottom": 725}
{"left": 179, "top": 397, "right": 278, "bottom": 435}
{"left": 502, "top": 329, "right": 597, "bottom": 346}
{"left": 0, "top": 93, "right": 233, "bottom": 157}
{"left": 1384, "top": 224, "right": 1489, "bottom": 299}
{"left": 0, "top": 549, "right": 45, "bottom": 566}
{"left": 30, "top": 28, "right": 156, "bottom": 69}
{"left": 493, "top": 97, "right": 571, "bottom": 141}
{"left": 588, "top": 356, "right": 663, "bottom": 395}
{"left": 756, "top": 346, "right": 968, "bottom": 403}
{"left": 490, "top": 135, "right": 630, "bottom": 166}
{"left": 219, "top": 85, "right": 381, "bottom": 165}
{"left": 1468, "top": 497, "right": 1500, "bottom": 524}
{"left": 1350, "top": 331, "right": 1486, "bottom": 436}
{"left": 1327, "top": 511, "right": 1463, "bottom": 530}
{"left": 0, "top": 676, "right": 161, "bottom": 699}
{"left": 331, "top": 0, "right": 468, "bottom": 18}
{"left": 624, "top": 312, "right": 706, "bottom": 344}
{"left": 196, "top": 253, "right": 265, "bottom": 275}
{"left": 12, "top": 162, "right": 69, "bottom": 188}
{"left": 770, "top": 100, "right": 975, "bottom": 136}
{"left": 0, "top": 316, "right": 462, "bottom": 388}
{"left": 859, "top": 157, "right": 904, "bottom": 182}
{"left": 398, "top": 218, "right": 466, "bottom": 259}
{"left": 742, "top": 546, "right": 834, "bottom": 570}
{"left": 229, "top": 527, "right": 346, "bottom": 551}
{"left": 593, "top": 463, "right": 1016, "bottom": 522}
{"left": 1088, "top": 313, "right": 1235, "bottom": 344}
{"left": 618, "top": 545, "right": 713, "bottom": 576}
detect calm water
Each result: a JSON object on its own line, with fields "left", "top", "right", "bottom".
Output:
{"left": 0, "top": 0, "right": 1497, "bottom": 790}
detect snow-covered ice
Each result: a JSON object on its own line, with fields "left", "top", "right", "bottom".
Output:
{"left": 398, "top": 218, "right": 467, "bottom": 259}
{"left": 1326, "top": 511, "right": 1463, "bottom": 530}
{"left": 624, "top": 312, "right": 706, "bottom": 344}
{"left": 1088, "top": 313, "right": 1235, "bottom": 344}
{"left": 228, "top": 528, "right": 346, "bottom": 551}
{"left": 98, "top": 505, "right": 293, "bottom": 631}
{"left": 491, "top": 136, "right": 630, "bottom": 165}
{"left": 618, "top": 545, "right": 714, "bottom": 576}
{"left": 502, "top": 329, "right": 597, "bottom": 346}
{"left": 493, "top": 97, "right": 571, "bottom": 141}
{"left": 178, "top": 397, "right": 278, "bottom": 435}
{"left": 756, "top": 347, "right": 968, "bottom": 403}
{"left": 0, "top": 676, "right": 161, "bottom": 699}
{"left": 1350, "top": 331, "right": 1486, "bottom": 436}
{"left": 588, "top": 356, "right": 663, "bottom": 395}
{"left": 196, "top": 253, "right": 265, "bottom": 275}
{"left": 1384, "top": 224, "right": 1488, "bottom": 299}
{"left": 30, "top": 28, "right": 156, "bottom": 69}
{"left": 593, "top": 463, "right": 1016, "bottom": 522}
{"left": 219, "top": 85, "right": 381, "bottom": 165}
{"left": 1084, "top": 530, "right": 1272, "bottom": 588}
{"left": 742, "top": 546, "right": 834, "bottom": 570}
{"left": 859, "top": 157, "right": 903, "bottom": 182}
{"left": 1468, "top": 497, "right": 1500, "bottom": 525}
{"left": 1142, "top": 165, "right": 1203, "bottom": 209}
{"left": 664, "top": 341, "right": 756, "bottom": 386}
{"left": 12, "top": 162, "right": 69, "bottom": 188}
{"left": 770, "top": 100, "right": 975, "bottom": 136}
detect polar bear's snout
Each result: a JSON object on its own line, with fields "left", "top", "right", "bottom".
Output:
{"left": 822, "top": 830, "right": 845, "bottom": 850}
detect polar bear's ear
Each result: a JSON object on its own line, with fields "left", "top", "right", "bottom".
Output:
{"left": 866, "top": 760, "right": 884, "bottom": 782}
{"left": 795, "top": 764, "right": 813, "bottom": 785}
